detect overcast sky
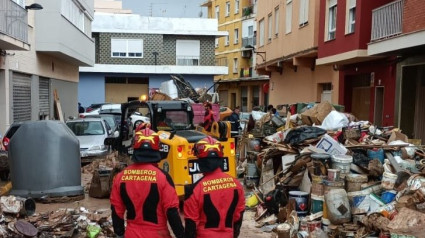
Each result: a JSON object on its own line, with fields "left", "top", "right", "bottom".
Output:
{"left": 122, "top": 0, "right": 207, "bottom": 18}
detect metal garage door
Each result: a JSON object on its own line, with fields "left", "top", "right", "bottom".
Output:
{"left": 39, "top": 77, "right": 50, "bottom": 120}
{"left": 13, "top": 73, "right": 32, "bottom": 122}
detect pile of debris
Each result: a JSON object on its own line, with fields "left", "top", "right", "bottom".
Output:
{"left": 0, "top": 195, "right": 113, "bottom": 237}
{"left": 239, "top": 101, "right": 425, "bottom": 238}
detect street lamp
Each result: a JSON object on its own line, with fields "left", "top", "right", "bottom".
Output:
{"left": 25, "top": 3, "right": 43, "bottom": 10}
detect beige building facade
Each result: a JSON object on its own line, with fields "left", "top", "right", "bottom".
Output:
{"left": 0, "top": 0, "right": 95, "bottom": 134}
{"left": 256, "top": 0, "right": 338, "bottom": 111}
{"left": 203, "top": 0, "right": 269, "bottom": 112}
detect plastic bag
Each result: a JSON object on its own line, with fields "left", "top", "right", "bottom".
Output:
{"left": 320, "top": 111, "right": 349, "bottom": 131}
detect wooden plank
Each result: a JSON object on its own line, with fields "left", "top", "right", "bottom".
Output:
{"left": 54, "top": 89, "right": 64, "bottom": 122}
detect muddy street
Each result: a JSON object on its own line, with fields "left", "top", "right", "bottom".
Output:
{"left": 32, "top": 169, "right": 270, "bottom": 238}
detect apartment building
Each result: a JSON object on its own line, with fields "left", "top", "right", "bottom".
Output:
{"left": 255, "top": 0, "right": 338, "bottom": 111}
{"left": 202, "top": 0, "right": 269, "bottom": 112}
{"left": 368, "top": 0, "right": 425, "bottom": 141}
{"left": 0, "top": 0, "right": 95, "bottom": 134}
{"left": 78, "top": 13, "right": 227, "bottom": 106}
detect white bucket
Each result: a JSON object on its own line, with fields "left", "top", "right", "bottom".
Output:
{"left": 347, "top": 190, "right": 371, "bottom": 214}
{"left": 331, "top": 155, "right": 353, "bottom": 176}
{"left": 325, "top": 189, "right": 351, "bottom": 224}
{"left": 382, "top": 172, "right": 397, "bottom": 190}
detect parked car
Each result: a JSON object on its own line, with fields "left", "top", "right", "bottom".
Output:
{"left": 66, "top": 118, "right": 112, "bottom": 162}
{"left": 86, "top": 103, "right": 110, "bottom": 113}
{"left": 84, "top": 114, "right": 120, "bottom": 136}
{"left": 99, "top": 103, "right": 150, "bottom": 128}
{"left": 1, "top": 122, "right": 23, "bottom": 151}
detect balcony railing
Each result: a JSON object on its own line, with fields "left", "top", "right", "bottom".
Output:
{"left": 240, "top": 67, "right": 253, "bottom": 78}
{"left": 242, "top": 37, "right": 255, "bottom": 47}
{"left": 371, "top": 0, "right": 403, "bottom": 41}
{"left": 176, "top": 55, "right": 200, "bottom": 66}
{"left": 0, "top": 0, "right": 28, "bottom": 44}
{"left": 215, "top": 57, "right": 228, "bottom": 67}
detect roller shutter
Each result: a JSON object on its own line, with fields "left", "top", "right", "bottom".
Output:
{"left": 13, "top": 73, "right": 32, "bottom": 122}
{"left": 39, "top": 77, "right": 50, "bottom": 119}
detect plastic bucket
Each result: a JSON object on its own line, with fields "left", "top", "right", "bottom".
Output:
{"left": 346, "top": 174, "right": 368, "bottom": 192}
{"left": 321, "top": 218, "right": 330, "bottom": 234}
{"left": 331, "top": 155, "right": 353, "bottom": 177}
{"left": 311, "top": 175, "right": 325, "bottom": 196}
{"left": 347, "top": 190, "right": 371, "bottom": 214}
{"left": 382, "top": 172, "right": 397, "bottom": 190}
{"left": 289, "top": 191, "right": 309, "bottom": 217}
{"left": 327, "top": 169, "right": 340, "bottom": 182}
{"left": 381, "top": 190, "right": 397, "bottom": 204}
{"left": 276, "top": 223, "right": 291, "bottom": 238}
{"left": 323, "top": 179, "right": 345, "bottom": 195}
{"left": 311, "top": 194, "right": 324, "bottom": 214}
{"left": 367, "top": 148, "right": 384, "bottom": 164}
{"left": 307, "top": 220, "right": 322, "bottom": 233}
{"left": 325, "top": 189, "right": 351, "bottom": 224}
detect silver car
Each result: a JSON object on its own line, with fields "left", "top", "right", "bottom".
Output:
{"left": 66, "top": 118, "right": 112, "bottom": 161}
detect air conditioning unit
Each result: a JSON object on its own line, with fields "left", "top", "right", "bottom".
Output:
{"left": 241, "top": 50, "right": 251, "bottom": 58}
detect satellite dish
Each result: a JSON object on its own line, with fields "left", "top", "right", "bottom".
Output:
{"left": 198, "top": 11, "right": 203, "bottom": 17}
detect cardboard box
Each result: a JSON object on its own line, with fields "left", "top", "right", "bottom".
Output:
{"left": 315, "top": 134, "right": 348, "bottom": 155}
{"left": 300, "top": 101, "right": 335, "bottom": 126}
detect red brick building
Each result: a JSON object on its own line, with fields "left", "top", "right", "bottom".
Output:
{"left": 316, "top": 0, "right": 425, "bottom": 142}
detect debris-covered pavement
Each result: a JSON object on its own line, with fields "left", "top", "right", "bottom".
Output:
{"left": 237, "top": 101, "right": 425, "bottom": 238}
{"left": 0, "top": 101, "right": 424, "bottom": 237}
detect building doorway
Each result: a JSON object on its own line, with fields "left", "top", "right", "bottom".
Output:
{"left": 345, "top": 74, "right": 371, "bottom": 121}
{"left": 400, "top": 64, "right": 425, "bottom": 142}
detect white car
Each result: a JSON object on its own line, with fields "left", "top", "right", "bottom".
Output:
{"left": 66, "top": 118, "right": 113, "bottom": 162}
{"left": 99, "top": 103, "right": 150, "bottom": 129}
{"left": 79, "top": 108, "right": 100, "bottom": 118}
{"left": 130, "top": 112, "right": 150, "bottom": 128}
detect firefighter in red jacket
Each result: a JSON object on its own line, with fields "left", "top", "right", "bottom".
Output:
{"left": 184, "top": 136, "right": 245, "bottom": 238}
{"left": 110, "top": 128, "right": 184, "bottom": 238}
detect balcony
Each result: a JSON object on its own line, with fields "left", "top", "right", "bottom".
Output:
{"left": 240, "top": 67, "right": 253, "bottom": 78}
{"left": 242, "top": 5, "right": 254, "bottom": 17}
{"left": 176, "top": 55, "right": 200, "bottom": 66}
{"left": 242, "top": 37, "right": 255, "bottom": 47}
{"left": 371, "top": 0, "right": 403, "bottom": 41}
{"left": 0, "top": 0, "right": 30, "bottom": 51}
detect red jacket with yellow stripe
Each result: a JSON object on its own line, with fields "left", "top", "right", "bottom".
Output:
{"left": 184, "top": 169, "right": 245, "bottom": 238}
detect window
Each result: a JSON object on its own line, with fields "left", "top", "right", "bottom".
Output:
{"left": 111, "top": 39, "right": 143, "bottom": 58}
{"left": 234, "top": 28, "right": 239, "bottom": 44}
{"left": 327, "top": 0, "right": 337, "bottom": 40}
{"left": 235, "top": 0, "right": 240, "bottom": 14}
{"left": 299, "top": 0, "right": 309, "bottom": 26}
{"left": 176, "top": 40, "right": 200, "bottom": 66}
{"left": 259, "top": 18, "right": 265, "bottom": 46}
{"left": 233, "top": 58, "right": 238, "bottom": 73}
{"left": 286, "top": 0, "right": 293, "bottom": 34}
{"left": 12, "top": 0, "right": 25, "bottom": 8}
{"left": 215, "top": 5, "right": 220, "bottom": 19}
{"left": 225, "top": 35, "right": 230, "bottom": 46}
{"left": 226, "top": 2, "right": 230, "bottom": 17}
{"left": 274, "top": 7, "right": 279, "bottom": 36}
{"left": 268, "top": 13, "right": 272, "bottom": 42}
{"left": 347, "top": 0, "right": 356, "bottom": 34}
{"left": 61, "top": 0, "right": 85, "bottom": 33}
{"left": 215, "top": 38, "right": 219, "bottom": 48}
